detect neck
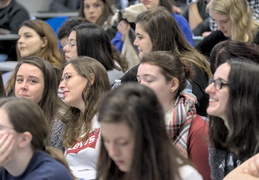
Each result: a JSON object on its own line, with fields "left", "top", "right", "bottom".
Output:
{"left": 0, "top": 0, "right": 11, "bottom": 8}
{"left": 4, "top": 147, "right": 34, "bottom": 177}
{"left": 163, "top": 99, "right": 175, "bottom": 113}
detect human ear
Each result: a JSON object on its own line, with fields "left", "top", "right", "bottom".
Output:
{"left": 17, "top": 131, "right": 32, "bottom": 148}
{"left": 89, "top": 73, "right": 95, "bottom": 86}
{"left": 170, "top": 78, "right": 179, "bottom": 93}
{"left": 41, "top": 37, "right": 48, "bottom": 48}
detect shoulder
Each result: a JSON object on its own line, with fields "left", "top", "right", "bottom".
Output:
{"left": 190, "top": 115, "right": 208, "bottom": 134}
{"left": 27, "top": 151, "right": 73, "bottom": 180}
{"left": 172, "top": 13, "right": 188, "bottom": 23}
{"left": 121, "top": 65, "right": 139, "bottom": 82}
{"left": 179, "top": 164, "right": 203, "bottom": 180}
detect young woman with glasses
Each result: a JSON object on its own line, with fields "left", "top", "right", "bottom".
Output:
{"left": 205, "top": 58, "right": 259, "bottom": 179}
{"left": 58, "top": 56, "right": 110, "bottom": 179}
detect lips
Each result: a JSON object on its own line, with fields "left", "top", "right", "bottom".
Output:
{"left": 142, "top": 0, "right": 150, "bottom": 4}
{"left": 115, "top": 160, "right": 125, "bottom": 166}
{"left": 18, "top": 94, "right": 29, "bottom": 98}
{"left": 19, "top": 47, "right": 26, "bottom": 51}
{"left": 89, "top": 16, "right": 96, "bottom": 21}
{"left": 63, "top": 91, "right": 69, "bottom": 98}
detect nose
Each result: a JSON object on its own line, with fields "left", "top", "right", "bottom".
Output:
{"left": 20, "top": 81, "right": 28, "bottom": 91}
{"left": 89, "top": 6, "right": 94, "bottom": 13}
{"left": 63, "top": 44, "right": 69, "bottom": 53}
{"left": 205, "top": 82, "right": 215, "bottom": 94}
{"left": 59, "top": 79, "right": 66, "bottom": 89}
{"left": 216, "top": 22, "right": 223, "bottom": 31}
{"left": 17, "top": 36, "right": 24, "bottom": 44}
{"left": 138, "top": 80, "right": 147, "bottom": 86}
{"left": 133, "top": 37, "right": 138, "bottom": 46}
{"left": 107, "top": 143, "right": 120, "bottom": 159}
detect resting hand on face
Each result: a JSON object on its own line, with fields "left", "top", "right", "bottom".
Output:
{"left": 117, "top": 20, "right": 131, "bottom": 42}
{"left": 0, "top": 133, "right": 14, "bottom": 166}
{"left": 243, "top": 153, "right": 259, "bottom": 178}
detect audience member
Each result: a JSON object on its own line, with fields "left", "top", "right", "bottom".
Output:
{"left": 8, "top": 56, "right": 68, "bottom": 151}
{"left": 4, "top": 19, "right": 65, "bottom": 93}
{"left": 205, "top": 59, "right": 259, "bottom": 179}
{"left": 96, "top": 82, "right": 203, "bottom": 180}
{"left": 0, "top": 97, "right": 73, "bottom": 180}
{"left": 0, "top": 0, "right": 30, "bottom": 60}
{"left": 224, "top": 153, "right": 259, "bottom": 180}
{"left": 223, "top": 153, "right": 259, "bottom": 180}
{"left": 63, "top": 23, "right": 125, "bottom": 85}
{"left": 195, "top": 0, "right": 259, "bottom": 58}
{"left": 78, "top": 0, "right": 116, "bottom": 39}
{"left": 121, "top": 7, "right": 212, "bottom": 116}
{"left": 210, "top": 40, "right": 259, "bottom": 74}
{"left": 59, "top": 57, "right": 110, "bottom": 179}
{"left": 57, "top": 17, "right": 89, "bottom": 48}
{"left": 209, "top": 0, "right": 259, "bottom": 32}
{"left": 49, "top": 0, "right": 81, "bottom": 12}
{"left": 112, "top": 0, "right": 194, "bottom": 53}
{"left": 182, "top": 0, "right": 210, "bottom": 36}
{"left": 137, "top": 51, "right": 210, "bottom": 180}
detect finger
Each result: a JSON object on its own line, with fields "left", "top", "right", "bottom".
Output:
{"left": 0, "top": 134, "right": 9, "bottom": 145}
{"left": 248, "top": 160, "right": 259, "bottom": 177}
{"left": 0, "top": 137, "right": 14, "bottom": 165}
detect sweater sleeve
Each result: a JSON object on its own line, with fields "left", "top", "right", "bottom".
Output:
{"left": 187, "top": 115, "right": 211, "bottom": 180}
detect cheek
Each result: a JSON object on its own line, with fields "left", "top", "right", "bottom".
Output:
{"left": 33, "top": 86, "right": 44, "bottom": 103}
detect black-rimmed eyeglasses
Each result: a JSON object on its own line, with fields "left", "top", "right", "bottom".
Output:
{"left": 208, "top": 77, "right": 229, "bottom": 90}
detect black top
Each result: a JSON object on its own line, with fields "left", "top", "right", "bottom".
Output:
{"left": 0, "top": 0, "right": 30, "bottom": 34}
{"left": 195, "top": 29, "right": 259, "bottom": 59}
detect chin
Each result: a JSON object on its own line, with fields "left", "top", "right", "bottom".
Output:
{"left": 206, "top": 107, "right": 217, "bottom": 117}
{"left": 118, "top": 166, "right": 129, "bottom": 173}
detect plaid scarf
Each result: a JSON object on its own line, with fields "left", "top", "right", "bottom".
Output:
{"left": 164, "top": 91, "right": 197, "bottom": 157}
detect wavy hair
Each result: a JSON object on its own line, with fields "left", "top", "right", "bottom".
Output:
{"left": 63, "top": 57, "right": 111, "bottom": 148}
{"left": 207, "top": 0, "right": 259, "bottom": 42}
{"left": 17, "top": 19, "right": 64, "bottom": 69}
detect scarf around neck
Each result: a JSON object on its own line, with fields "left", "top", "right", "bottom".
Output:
{"left": 165, "top": 91, "right": 197, "bottom": 157}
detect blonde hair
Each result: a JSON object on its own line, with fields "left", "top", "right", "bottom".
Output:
{"left": 207, "top": 0, "right": 259, "bottom": 42}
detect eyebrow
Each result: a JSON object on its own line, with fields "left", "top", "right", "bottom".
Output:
{"left": 16, "top": 75, "right": 40, "bottom": 79}
{"left": 216, "top": 77, "right": 228, "bottom": 82}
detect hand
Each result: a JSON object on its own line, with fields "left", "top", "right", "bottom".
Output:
{"left": 0, "top": 134, "right": 14, "bottom": 166}
{"left": 202, "top": 31, "right": 212, "bottom": 37}
{"left": 243, "top": 153, "right": 259, "bottom": 177}
{"left": 172, "top": 5, "right": 182, "bottom": 14}
{"left": 0, "top": 28, "right": 10, "bottom": 35}
{"left": 117, "top": 20, "right": 130, "bottom": 42}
